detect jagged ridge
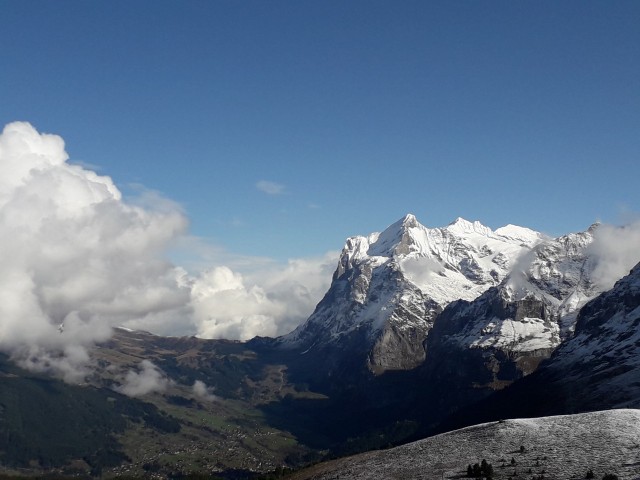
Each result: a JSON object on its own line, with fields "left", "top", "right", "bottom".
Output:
{"left": 279, "top": 214, "right": 544, "bottom": 374}
{"left": 421, "top": 225, "right": 604, "bottom": 416}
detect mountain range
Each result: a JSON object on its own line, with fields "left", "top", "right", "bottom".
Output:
{"left": 275, "top": 215, "right": 544, "bottom": 378}
{"left": 0, "top": 214, "right": 638, "bottom": 478}
{"left": 274, "top": 216, "right": 603, "bottom": 395}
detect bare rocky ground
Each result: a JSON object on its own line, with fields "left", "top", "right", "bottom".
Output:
{"left": 288, "top": 409, "right": 640, "bottom": 480}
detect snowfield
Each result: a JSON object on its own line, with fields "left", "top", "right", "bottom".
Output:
{"left": 282, "top": 214, "right": 544, "bottom": 348}
{"left": 289, "top": 409, "right": 640, "bottom": 480}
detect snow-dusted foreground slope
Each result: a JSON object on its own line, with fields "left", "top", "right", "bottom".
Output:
{"left": 289, "top": 409, "right": 640, "bottom": 480}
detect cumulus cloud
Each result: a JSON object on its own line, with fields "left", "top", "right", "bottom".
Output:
{"left": 115, "top": 360, "right": 172, "bottom": 397}
{"left": 0, "top": 121, "right": 338, "bottom": 380}
{"left": 0, "top": 122, "right": 190, "bottom": 378}
{"left": 588, "top": 220, "right": 640, "bottom": 290}
{"left": 192, "top": 380, "right": 218, "bottom": 402}
{"left": 256, "top": 180, "right": 285, "bottom": 195}
{"left": 190, "top": 251, "right": 337, "bottom": 340}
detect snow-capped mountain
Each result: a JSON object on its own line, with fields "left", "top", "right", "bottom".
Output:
{"left": 437, "top": 262, "right": 640, "bottom": 432}
{"left": 423, "top": 225, "right": 601, "bottom": 403}
{"left": 539, "top": 261, "right": 640, "bottom": 409}
{"left": 279, "top": 214, "right": 544, "bottom": 375}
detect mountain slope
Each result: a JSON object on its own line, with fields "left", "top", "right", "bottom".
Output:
{"left": 436, "top": 262, "right": 640, "bottom": 433}
{"left": 419, "top": 226, "right": 602, "bottom": 417}
{"left": 0, "top": 329, "right": 323, "bottom": 478}
{"left": 288, "top": 409, "right": 640, "bottom": 480}
{"left": 528, "top": 261, "right": 640, "bottom": 411}
{"left": 549, "top": 262, "right": 640, "bottom": 407}
{"left": 278, "top": 214, "right": 543, "bottom": 377}
{"left": 0, "top": 353, "right": 179, "bottom": 476}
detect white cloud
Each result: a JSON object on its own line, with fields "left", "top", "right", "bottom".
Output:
{"left": 0, "top": 122, "right": 191, "bottom": 378}
{"left": 588, "top": 220, "right": 640, "bottom": 290}
{"left": 17, "top": 344, "right": 93, "bottom": 384}
{"left": 190, "top": 252, "right": 338, "bottom": 340}
{"left": 230, "top": 217, "right": 245, "bottom": 227}
{"left": 115, "top": 360, "right": 171, "bottom": 397}
{"left": 256, "top": 180, "right": 285, "bottom": 195}
{"left": 192, "top": 380, "right": 218, "bottom": 402}
{"left": 0, "top": 121, "right": 339, "bottom": 378}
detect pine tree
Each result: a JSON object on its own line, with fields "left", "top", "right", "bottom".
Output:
{"left": 481, "top": 459, "right": 494, "bottom": 478}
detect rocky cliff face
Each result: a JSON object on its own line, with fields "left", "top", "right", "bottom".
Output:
{"left": 539, "top": 261, "right": 640, "bottom": 409}
{"left": 421, "top": 226, "right": 604, "bottom": 417}
{"left": 436, "top": 261, "right": 640, "bottom": 433}
{"left": 278, "top": 214, "right": 543, "bottom": 378}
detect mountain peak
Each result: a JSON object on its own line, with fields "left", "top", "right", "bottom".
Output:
{"left": 450, "top": 216, "right": 470, "bottom": 226}
{"left": 495, "top": 224, "right": 545, "bottom": 244}
{"left": 385, "top": 213, "right": 420, "bottom": 233}
{"left": 446, "top": 217, "right": 492, "bottom": 237}
{"left": 587, "top": 221, "right": 601, "bottom": 233}
{"left": 281, "top": 214, "right": 551, "bottom": 374}
{"left": 401, "top": 213, "right": 418, "bottom": 227}
{"left": 367, "top": 214, "right": 425, "bottom": 257}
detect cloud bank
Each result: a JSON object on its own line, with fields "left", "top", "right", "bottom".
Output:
{"left": 0, "top": 122, "right": 334, "bottom": 380}
{"left": 187, "top": 252, "right": 337, "bottom": 340}
{"left": 0, "top": 122, "right": 191, "bottom": 380}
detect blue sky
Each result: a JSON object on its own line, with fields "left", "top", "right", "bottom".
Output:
{"left": 2, "top": 0, "right": 639, "bottom": 262}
